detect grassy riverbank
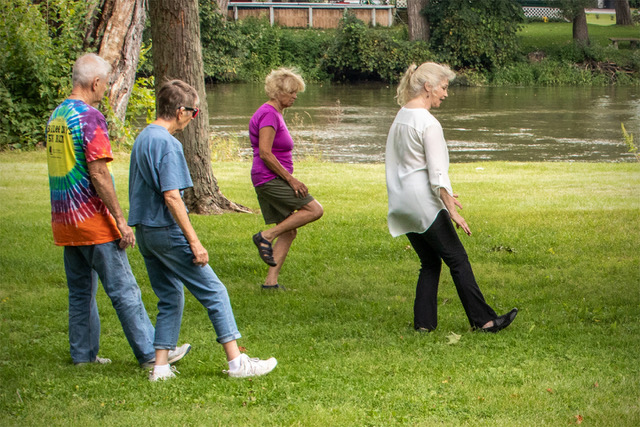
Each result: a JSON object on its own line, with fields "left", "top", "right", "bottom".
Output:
{"left": 1, "top": 153, "right": 639, "bottom": 426}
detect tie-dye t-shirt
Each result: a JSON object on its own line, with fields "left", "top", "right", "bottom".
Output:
{"left": 46, "top": 99, "right": 120, "bottom": 246}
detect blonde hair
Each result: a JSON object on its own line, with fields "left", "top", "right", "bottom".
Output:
{"left": 395, "top": 62, "right": 455, "bottom": 106}
{"left": 264, "top": 68, "right": 306, "bottom": 99}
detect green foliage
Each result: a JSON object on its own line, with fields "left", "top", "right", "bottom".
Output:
{"left": 423, "top": 0, "right": 524, "bottom": 70}
{"left": 197, "top": 11, "right": 431, "bottom": 84}
{"left": 621, "top": 123, "right": 638, "bottom": 162}
{"left": 321, "top": 13, "right": 434, "bottom": 82}
{"left": 236, "top": 18, "right": 285, "bottom": 82}
{"left": 199, "top": 0, "right": 244, "bottom": 82}
{"left": 322, "top": 12, "right": 375, "bottom": 81}
{"left": 279, "top": 29, "right": 333, "bottom": 81}
{"left": 0, "top": 0, "right": 86, "bottom": 149}
{"left": 514, "top": 21, "right": 640, "bottom": 85}
{"left": 105, "top": 76, "right": 156, "bottom": 150}
{"left": 490, "top": 60, "right": 611, "bottom": 85}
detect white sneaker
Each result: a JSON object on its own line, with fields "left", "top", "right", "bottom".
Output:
{"left": 149, "top": 365, "right": 179, "bottom": 382}
{"left": 169, "top": 343, "right": 191, "bottom": 364}
{"left": 75, "top": 356, "right": 112, "bottom": 366}
{"left": 141, "top": 343, "right": 192, "bottom": 369}
{"left": 225, "top": 354, "right": 278, "bottom": 378}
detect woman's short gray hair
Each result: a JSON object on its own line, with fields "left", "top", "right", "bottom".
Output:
{"left": 72, "top": 53, "right": 112, "bottom": 88}
{"left": 156, "top": 79, "right": 199, "bottom": 120}
{"left": 395, "top": 62, "right": 455, "bottom": 106}
{"left": 264, "top": 68, "right": 305, "bottom": 100}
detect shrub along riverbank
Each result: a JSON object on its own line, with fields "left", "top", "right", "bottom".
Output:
{"left": 1, "top": 153, "right": 639, "bottom": 425}
{"left": 192, "top": 10, "right": 640, "bottom": 86}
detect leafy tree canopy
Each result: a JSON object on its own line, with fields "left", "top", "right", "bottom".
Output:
{"left": 423, "top": 0, "right": 525, "bottom": 70}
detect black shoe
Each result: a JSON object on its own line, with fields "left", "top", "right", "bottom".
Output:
{"left": 261, "top": 284, "right": 287, "bottom": 291}
{"left": 481, "top": 308, "right": 518, "bottom": 333}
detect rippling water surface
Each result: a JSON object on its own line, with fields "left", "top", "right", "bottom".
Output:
{"left": 207, "top": 83, "right": 640, "bottom": 163}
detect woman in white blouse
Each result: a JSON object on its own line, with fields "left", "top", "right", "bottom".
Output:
{"left": 385, "top": 62, "right": 517, "bottom": 333}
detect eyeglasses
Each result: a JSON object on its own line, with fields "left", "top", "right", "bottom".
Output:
{"left": 181, "top": 107, "right": 199, "bottom": 118}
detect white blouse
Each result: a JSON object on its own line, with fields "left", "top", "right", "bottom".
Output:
{"left": 385, "top": 107, "right": 453, "bottom": 237}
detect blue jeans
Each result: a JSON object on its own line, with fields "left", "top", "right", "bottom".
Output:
{"left": 135, "top": 224, "right": 241, "bottom": 349}
{"left": 63, "top": 241, "right": 155, "bottom": 364}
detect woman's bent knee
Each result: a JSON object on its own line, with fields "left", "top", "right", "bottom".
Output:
{"left": 309, "top": 201, "right": 324, "bottom": 220}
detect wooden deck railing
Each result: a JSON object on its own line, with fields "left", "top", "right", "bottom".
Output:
{"left": 227, "top": 2, "right": 395, "bottom": 28}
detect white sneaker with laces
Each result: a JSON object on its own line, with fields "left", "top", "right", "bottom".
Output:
{"left": 141, "top": 343, "right": 192, "bottom": 369}
{"left": 169, "top": 343, "right": 191, "bottom": 364}
{"left": 225, "top": 354, "right": 278, "bottom": 378}
{"left": 75, "top": 356, "right": 112, "bottom": 366}
{"left": 149, "top": 365, "right": 179, "bottom": 382}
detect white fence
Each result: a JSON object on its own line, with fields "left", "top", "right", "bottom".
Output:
{"left": 522, "top": 7, "right": 563, "bottom": 19}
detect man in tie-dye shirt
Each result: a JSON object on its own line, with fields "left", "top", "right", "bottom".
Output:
{"left": 45, "top": 53, "right": 191, "bottom": 367}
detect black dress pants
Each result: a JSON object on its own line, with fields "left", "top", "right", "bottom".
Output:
{"left": 407, "top": 209, "right": 497, "bottom": 330}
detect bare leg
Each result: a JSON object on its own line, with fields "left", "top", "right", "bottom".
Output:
{"left": 222, "top": 340, "right": 241, "bottom": 362}
{"left": 261, "top": 200, "right": 323, "bottom": 243}
{"left": 264, "top": 229, "right": 296, "bottom": 286}
{"left": 154, "top": 349, "right": 169, "bottom": 366}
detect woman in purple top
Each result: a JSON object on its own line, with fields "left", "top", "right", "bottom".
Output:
{"left": 250, "top": 68, "right": 324, "bottom": 290}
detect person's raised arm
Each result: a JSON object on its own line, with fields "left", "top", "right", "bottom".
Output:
{"left": 258, "top": 126, "right": 308, "bottom": 198}
{"left": 163, "top": 189, "right": 208, "bottom": 266}
{"left": 87, "top": 159, "right": 135, "bottom": 248}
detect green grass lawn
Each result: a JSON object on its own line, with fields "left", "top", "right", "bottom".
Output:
{"left": 519, "top": 21, "right": 640, "bottom": 53}
{"left": 586, "top": 12, "right": 618, "bottom": 26}
{"left": 1, "top": 152, "right": 639, "bottom": 426}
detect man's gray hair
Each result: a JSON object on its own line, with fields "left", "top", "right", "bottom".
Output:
{"left": 72, "top": 53, "right": 112, "bottom": 88}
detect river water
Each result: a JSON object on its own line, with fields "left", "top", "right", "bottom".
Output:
{"left": 206, "top": 83, "right": 640, "bottom": 163}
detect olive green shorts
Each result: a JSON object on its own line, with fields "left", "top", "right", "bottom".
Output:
{"left": 255, "top": 177, "right": 315, "bottom": 225}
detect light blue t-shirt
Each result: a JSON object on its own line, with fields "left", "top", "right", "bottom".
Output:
{"left": 128, "top": 124, "right": 193, "bottom": 227}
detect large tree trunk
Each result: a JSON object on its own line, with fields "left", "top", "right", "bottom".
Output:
{"left": 149, "top": 0, "right": 249, "bottom": 214}
{"left": 84, "top": 0, "right": 147, "bottom": 123}
{"left": 407, "top": 0, "right": 430, "bottom": 42}
{"left": 216, "top": 0, "right": 229, "bottom": 18}
{"left": 614, "top": 0, "right": 633, "bottom": 25}
{"left": 572, "top": 8, "right": 590, "bottom": 45}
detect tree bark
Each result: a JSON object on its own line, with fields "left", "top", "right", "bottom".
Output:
{"left": 614, "top": 0, "right": 633, "bottom": 25}
{"left": 84, "top": 0, "right": 147, "bottom": 123}
{"left": 149, "top": 0, "right": 249, "bottom": 214}
{"left": 407, "top": 0, "right": 430, "bottom": 42}
{"left": 216, "top": 0, "right": 229, "bottom": 18}
{"left": 573, "top": 8, "right": 590, "bottom": 45}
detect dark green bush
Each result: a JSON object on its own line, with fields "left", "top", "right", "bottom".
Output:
{"left": 199, "top": 12, "right": 433, "bottom": 84}
{"left": 0, "top": 0, "right": 85, "bottom": 149}
{"left": 321, "top": 13, "right": 435, "bottom": 82}
{"left": 236, "top": 18, "right": 284, "bottom": 82}
{"left": 423, "top": 0, "right": 524, "bottom": 70}
{"left": 321, "top": 12, "right": 377, "bottom": 81}
{"left": 279, "top": 29, "right": 333, "bottom": 81}
{"left": 199, "top": 1, "right": 243, "bottom": 82}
